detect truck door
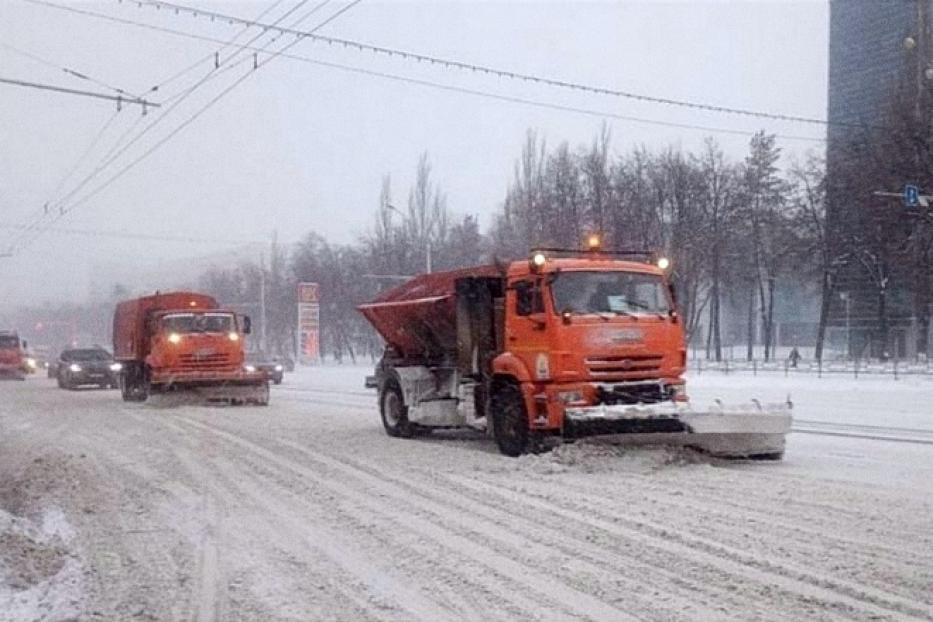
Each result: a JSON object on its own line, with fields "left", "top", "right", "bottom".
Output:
{"left": 507, "top": 279, "right": 552, "bottom": 382}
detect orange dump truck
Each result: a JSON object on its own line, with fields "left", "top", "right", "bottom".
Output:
{"left": 0, "top": 331, "right": 28, "bottom": 380}
{"left": 113, "top": 291, "right": 269, "bottom": 404}
{"left": 358, "top": 247, "right": 791, "bottom": 458}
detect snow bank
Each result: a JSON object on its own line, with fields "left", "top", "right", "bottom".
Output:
{"left": 0, "top": 507, "right": 84, "bottom": 622}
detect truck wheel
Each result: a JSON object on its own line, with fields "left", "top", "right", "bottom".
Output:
{"left": 491, "top": 382, "right": 529, "bottom": 457}
{"left": 120, "top": 366, "right": 149, "bottom": 402}
{"left": 380, "top": 380, "right": 413, "bottom": 438}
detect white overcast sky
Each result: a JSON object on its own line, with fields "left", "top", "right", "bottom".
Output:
{"left": 0, "top": 0, "right": 828, "bottom": 309}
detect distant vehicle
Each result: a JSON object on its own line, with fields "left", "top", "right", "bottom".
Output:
{"left": 245, "top": 355, "right": 285, "bottom": 385}
{"left": 56, "top": 348, "right": 120, "bottom": 390}
{"left": 113, "top": 291, "right": 269, "bottom": 404}
{"left": 0, "top": 331, "right": 27, "bottom": 380}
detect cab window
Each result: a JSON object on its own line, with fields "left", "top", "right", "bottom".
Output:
{"left": 514, "top": 281, "right": 544, "bottom": 316}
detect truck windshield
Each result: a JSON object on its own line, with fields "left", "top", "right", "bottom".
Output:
{"left": 162, "top": 313, "right": 235, "bottom": 334}
{"left": 551, "top": 271, "right": 671, "bottom": 316}
{"left": 0, "top": 335, "right": 19, "bottom": 349}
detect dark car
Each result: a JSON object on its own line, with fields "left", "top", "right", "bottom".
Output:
{"left": 245, "top": 356, "right": 285, "bottom": 385}
{"left": 56, "top": 348, "right": 121, "bottom": 390}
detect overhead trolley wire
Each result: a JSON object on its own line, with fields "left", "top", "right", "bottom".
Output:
{"left": 0, "top": 41, "right": 142, "bottom": 98}
{"left": 132, "top": 0, "right": 847, "bottom": 129}
{"left": 20, "top": 0, "right": 827, "bottom": 144}
{"left": 5, "top": 0, "right": 297, "bottom": 252}
{"left": 8, "top": 0, "right": 363, "bottom": 254}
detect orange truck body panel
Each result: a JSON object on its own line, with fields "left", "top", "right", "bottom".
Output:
{"left": 112, "top": 291, "right": 261, "bottom": 387}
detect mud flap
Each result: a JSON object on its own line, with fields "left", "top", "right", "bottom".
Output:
{"left": 563, "top": 401, "right": 792, "bottom": 458}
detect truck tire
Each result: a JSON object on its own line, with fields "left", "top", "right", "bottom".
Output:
{"left": 120, "top": 365, "right": 149, "bottom": 403}
{"left": 379, "top": 380, "right": 413, "bottom": 438}
{"left": 490, "top": 381, "right": 529, "bottom": 457}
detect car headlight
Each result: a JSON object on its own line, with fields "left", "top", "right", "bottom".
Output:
{"left": 244, "top": 364, "right": 256, "bottom": 373}
{"left": 69, "top": 363, "right": 82, "bottom": 373}
{"left": 109, "top": 363, "right": 122, "bottom": 372}
{"left": 274, "top": 364, "right": 283, "bottom": 372}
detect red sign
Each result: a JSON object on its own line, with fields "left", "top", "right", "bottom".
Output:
{"left": 298, "top": 282, "right": 319, "bottom": 304}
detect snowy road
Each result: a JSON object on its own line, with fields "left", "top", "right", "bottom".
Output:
{"left": 2, "top": 368, "right": 932, "bottom": 621}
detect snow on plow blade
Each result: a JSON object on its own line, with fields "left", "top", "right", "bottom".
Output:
{"left": 563, "top": 401, "right": 792, "bottom": 458}
{"left": 151, "top": 372, "right": 270, "bottom": 406}
{"left": 187, "top": 382, "right": 270, "bottom": 405}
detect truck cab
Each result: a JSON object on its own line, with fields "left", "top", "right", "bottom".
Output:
{"left": 494, "top": 253, "right": 686, "bottom": 440}
{"left": 146, "top": 309, "right": 247, "bottom": 378}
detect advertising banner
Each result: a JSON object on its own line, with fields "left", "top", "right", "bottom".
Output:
{"left": 297, "top": 282, "right": 320, "bottom": 364}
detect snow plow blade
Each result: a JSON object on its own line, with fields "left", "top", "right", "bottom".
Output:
{"left": 150, "top": 379, "right": 270, "bottom": 406}
{"left": 188, "top": 382, "right": 270, "bottom": 405}
{"left": 563, "top": 401, "right": 792, "bottom": 459}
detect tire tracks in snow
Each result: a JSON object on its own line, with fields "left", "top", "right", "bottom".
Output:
{"left": 448, "top": 475, "right": 933, "bottom": 621}
{"left": 152, "top": 415, "right": 562, "bottom": 622}
{"left": 145, "top": 414, "right": 450, "bottom": 622}
{"left": 166, "top": 414, "right": 644, "bottom": 622}
{"left": 271, "top": 384, "right": 933, "bottom": 619}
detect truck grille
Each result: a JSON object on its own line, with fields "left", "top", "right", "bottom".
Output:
{"left": 177, "top": 353, "right": 233, "bottom": 370}
{"left": 585, "top": 354, "right": 663, "bottom": 380}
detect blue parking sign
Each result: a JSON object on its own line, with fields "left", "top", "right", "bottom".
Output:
{"left": 904, "top": 184, "right": 921, "bottom": 207}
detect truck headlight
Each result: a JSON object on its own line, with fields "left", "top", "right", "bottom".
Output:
{"left": 69, "top": 363, "right": 82, "bottom": 373}
{"left": 26, "top": 358, "right": 37, "bottom": 369}
{"left": 244, "top": 364, "right": 256, "bottom": 373}
{"left": 109, "top": 363, "right": 122, "bottom": 372}
{"left": 167, "top": 333, "right": 182, "bottom": 345}
{"left": 228, "top": 332, "right": 239, "bottom": 342}
{"left": 274, "top": 364, "right": 283, "bottom": 372}
{"left": 557, "top": 390, "right": 585, "bottom": 405}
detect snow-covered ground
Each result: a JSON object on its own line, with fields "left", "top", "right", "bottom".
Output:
{"left": 1, "top": 367, "right": 932, "bottom": 621}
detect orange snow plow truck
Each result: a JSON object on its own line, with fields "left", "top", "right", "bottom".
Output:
{"left": 359, "top": 247, "right": 791, "bottom": 458}
{"left": 113, "top": 291, "right": 269, "bottom": 405}
{"left": 0, "top": 330, "right": 28, "bottom": 380}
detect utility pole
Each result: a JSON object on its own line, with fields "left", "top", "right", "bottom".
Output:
{"left": 840, "top": 291, "right": 851, "bottom": 358}
{"left": 259, "top": 251, "right": 267, "bottom": 354}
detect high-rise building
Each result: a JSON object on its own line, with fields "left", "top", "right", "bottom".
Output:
{"left": 826, "top": 0, "right": 932, "bottom": 359}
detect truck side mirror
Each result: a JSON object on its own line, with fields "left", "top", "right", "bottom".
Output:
{"left": 242, "top": 315, "right": 252, "bottom": 334}
{"left": 22, "top": 340, "right": 27, "bottom": 349}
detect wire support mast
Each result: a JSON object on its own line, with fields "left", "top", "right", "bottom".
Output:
{"left": 0, "top": 76, "right": 160, "bottom": 111}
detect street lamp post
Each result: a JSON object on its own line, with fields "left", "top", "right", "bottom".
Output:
{"left": 840, "top": 291, "right": 851, "bottom": 359}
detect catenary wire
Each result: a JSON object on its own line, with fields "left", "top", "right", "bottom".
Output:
{"left": 132, "top": 0, "right": 850, "bottom": 129}
{"left": 5, "top": 0, "right": 298, "bottom": 250}
{"left": 9, "top": 0, "right": 363, "bottom": 254}
{"left": 16, "top": 0, "right": 828, "bottom": 144}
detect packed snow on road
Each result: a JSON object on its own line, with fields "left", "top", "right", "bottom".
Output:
{"left": 1, "top": 367, "right": 932, "bottom": 622}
